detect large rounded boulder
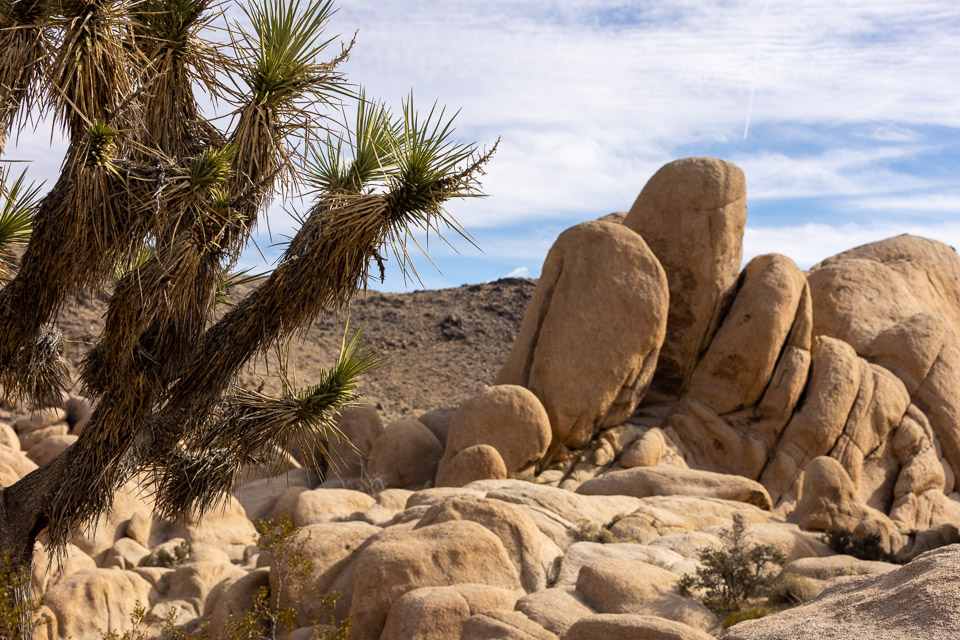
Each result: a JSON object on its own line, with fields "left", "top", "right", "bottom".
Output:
{"left": 496, "top": 221, "right": 669, "bottom": 447}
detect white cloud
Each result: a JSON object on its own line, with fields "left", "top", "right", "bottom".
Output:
{"left": 5, "top": 0, "right": 959, "bottom": 291}
{"left": 744, "top": 221, "right": 960, "bottom": 270}
{"left": 501, "top": 267, "right": 530, "bottom": 279}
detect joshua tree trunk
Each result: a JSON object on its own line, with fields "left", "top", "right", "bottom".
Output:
{"left": 0, "top": 0, "right": 493, "bottom": 635}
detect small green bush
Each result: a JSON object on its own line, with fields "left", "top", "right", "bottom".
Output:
{"left": 722, "top": 607, "right": 767, "bottom": 629}
{"left": 0, "top": 551, "right": 47, "bottom": 640}
{"left": 142, "top": 541, "right": 192, "bottom": 569}
{"left": 575, "top": 514, "right": 630, "bottom": 544}
{"left": 819, "top": 529, "right": 894, "bottom": 562}
{"left": 678, "top": 514, "right": 787, "bottom": 613}
{"left": 97, "top": 518, "right": 358, "bottom": 640}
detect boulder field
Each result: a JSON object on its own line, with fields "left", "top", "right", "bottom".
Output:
{"left": 14, "top": 156, "right": 960, "bottom": 639}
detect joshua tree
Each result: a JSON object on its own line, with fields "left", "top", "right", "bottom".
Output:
{"left": 0, "top": 0, "right": 492, "bottom": 633}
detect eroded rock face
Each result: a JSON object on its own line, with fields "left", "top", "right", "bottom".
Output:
{"left": 723, "top": 544, "right": 960, "bottom": 640}
{"left": 438, "top": 385, "right": 552, "bottom": 483}
{"left": 623, "top": 157, "right": 747, "bottom": 403}
{"left": 496, "top": 221, "right": 668, "bottom": 447}
{"left": 347, "top": 520, "right": 523, "bottom": 640}
{"left": 808, "top": 236, "right": 960, "bottom": 497}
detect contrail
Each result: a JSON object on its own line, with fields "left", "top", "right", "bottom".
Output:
{"left": 743, "top": 0, "right": 772, "bottom": 140}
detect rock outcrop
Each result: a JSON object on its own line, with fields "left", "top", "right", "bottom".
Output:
{"left": 496, "top": 220, "right": 668, "bottom": 447}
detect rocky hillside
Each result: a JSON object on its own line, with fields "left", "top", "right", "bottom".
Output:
{"left": 56, "top": 279, "right": 536, "bottom": 423}
{"left": 8, "top": 156, "right": 960, "bottom": 639}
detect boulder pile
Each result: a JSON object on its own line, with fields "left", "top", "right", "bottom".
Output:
{"left": 14, "top": 156, "right": 960, "bottom": 639}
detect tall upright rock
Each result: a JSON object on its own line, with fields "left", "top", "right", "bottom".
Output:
{"left": 496, "top": 220, "right": 668, "bottom": 448}
{"left": 623, "top": 157, "right": 747, "bottom": 403}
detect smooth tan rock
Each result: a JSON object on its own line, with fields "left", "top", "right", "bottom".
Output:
{"left": 166, "top": 560, "right": 245, "bottom": 618}
{"left": 204, "top": 568, "right": 270, "bottom": 630}
{"left": 0, "top": 446, "right": 37, "bottom": 486}
{"left": 18, "top": 423, "right": 68, "bottom": 451}
{"left": 576, "top": 558, "right": 718, "bottom": 633}
{"left": 0, "top": 422, "right": 19, "bottom": 450}
{"left": 787, "top": 457, "right": 904, "bottom": 554}
{"left": 26, "top": 434, "right": 76, "bottom": 466}
{"left": 760, "top": 336, "right": 862, "bottom": 509}
{"left": 724, "top": 544, "right": 960, "bottom": 640}
{"left": 516, "top": 588, "right": 595, "bottom": 636}
{"left": 31, "top": 543, "right": 97, "bottom": 598}
{"left": 348, "top": 520, "right": 523, "bottom": 640}
{"left": 235, "top": 470, "right": 313, "bottom": 521}
{"left": 157, "top": 495, "right": 257, "bottom": 560}
{"left": 607, "top": 496, "right": 770, "bottom": 545}
{"left": 623, "top": 157, "right": 747, "bottom": 402}
{"left": 482, "top": 480, "right": 645, "bottom": 536}
{"left": 381, "top": 584, "right": 521, "bottom": 640}
{"left": 43, "top": 568, "right": 153, "bottom": 638}
{"left": 324, "top": 404, "right": 383, "bottom": 478}
{"left": 72, "top": 480, "right": 154, "bottom": 560}
{"left": 496, "top": 221, "right": 669, "bottom": 447}
{"left": 418, "top": 407, "right": 456, "bottom": 447}
{"left": 289, "top": 488, "right": 376, "bottom": 527}
{"left": 436, "top": 444, "right": 509, "bottom": 487}
{"left": 620, "top": 428, "right": 666, "bottom": 468}
{"left": 563, "top": 613, "right": 716, "bottom": 640}
{"left": 461, "top": 610, "right": 558, "bottom": 640}
{"left": 274, "top": 521, "right": 381, "bottom": 626}
{"left": 441, "top": 385, "right": 552, "bottom": 476}
{"left": 687, "top": 254, "right": 808, "bottom": 414}
{"left": 366, "top": 418, "right": 444, "bottom": 489}
{"left": 415, "top": 497, "right": 562, "bottom": 592}
{"left": 577, "top": 467, "right": 772, "bottom": 510}
{"left": 783, "top": 554, "right": 897, "bottom": 580}
{"left": 102, "top": 537, "right": 150, "bottom": 570}
{"left": 554, "top": 542, "right": 695, "bottom": 588}
{"left": 14, "top": 407, "right": 67, "bottom": 434}
{"left": 808, "top": 236, "right": 960, "bottom": 499}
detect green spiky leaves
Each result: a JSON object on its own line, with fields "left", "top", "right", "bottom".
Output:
{"left": 190, "top": 145, "right": 236, "bottom": 191}
{"left": 0, "top": 170, "right": 39, "bottom": 281}
{"left": 134, "top": 0, "right": 213, "bottom": 52}
{"left": 84, "top": 119, "right": 118, "bottom": 167}
{"left": 234, "top": 0, "right": 341, "bottom": 111}
{"left": 153, "top": 324, "right": 383, "bottom": 520}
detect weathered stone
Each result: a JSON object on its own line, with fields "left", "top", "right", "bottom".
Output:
{"left": 723, "top": 544, "right": 960, "bottom": 640}
{"left": 436, "top": 444, "right": 509, "bottom": 487}
{"left": 578, "top": 467, "right": 772, "bottom": 510}
{"left": 440, "top": 385, "right": 552, "bottom": 477}
{"left": 348, "top": 520, "right": 522, "bottom": 640}
{"left": 623, "top": 157, "right": 747, "bottom": 402}
{"left": 366, "top": 418, "right": 444, "bottom": 489}
{"left": 563, "top": 613, "right": 716, "bottom": 640}
{"left": 576, "top": 558, "right": 718, "bottom": 633}
{"left": 496, "top": 221, "right": 669, "bottom": 446}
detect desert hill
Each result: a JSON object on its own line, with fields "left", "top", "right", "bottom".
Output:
{"left": 57, "top": 278, "right": 536, "bottom": 423}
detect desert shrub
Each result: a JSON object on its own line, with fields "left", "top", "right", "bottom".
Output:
{"left": 223, "top": 517, "right": 355, "bottom": 640}
{"left": 98, "top": 519, "right": 356, "bottom": 640}
{"left": 576, "top": 514, "right": 629, "bottom": 544}
{"left": 98, "top": 605, "right": 209, "bottom": 640}
{"left": 819, "top": 529, "right": 894, "bottom": 562}
{"left": 722, "top": 607, "right": 767, "bottom": 629}
{"left": 678, "top": 514, "right": 787, "bottom": 613}
{"left": 0, "top": 552, "right": 46, "bottom": 638}
{"left": 142, "top": 541, "right": 192, "bottom": 569}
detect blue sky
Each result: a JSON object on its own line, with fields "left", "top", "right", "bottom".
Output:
{"left": 9, "top": 0, "right": 960, "bottom": 292}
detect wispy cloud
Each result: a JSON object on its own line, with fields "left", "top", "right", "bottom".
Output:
{"left": 6, "top": 0, "right": 960, "bottom": 291}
